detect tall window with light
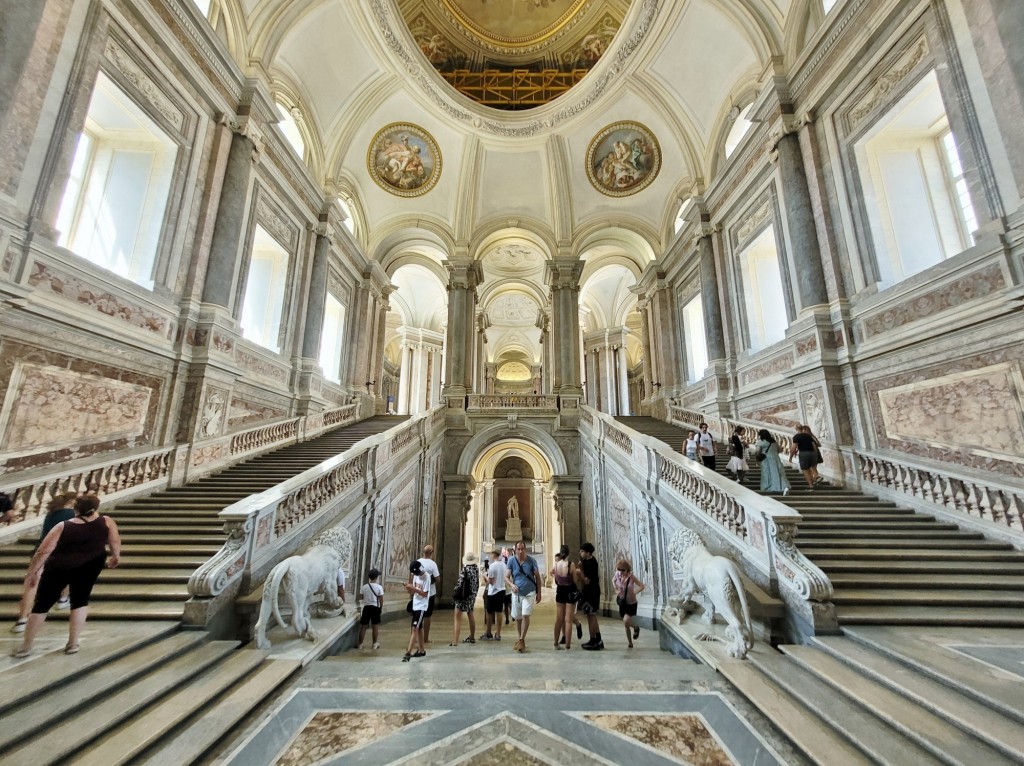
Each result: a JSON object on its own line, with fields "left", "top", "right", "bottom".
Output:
{"left": 681, "top": 294, "right": 708, "bottom": 383}
{"left": 319, "top": 293, "right": 346, "bottom": 383}
{"left": 240, "top": 225, "right": 289, "bottom": 353}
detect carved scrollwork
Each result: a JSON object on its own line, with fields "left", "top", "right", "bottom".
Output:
{"left": 766, "top": 517, "right": 833, "bottom": 602}
{"left": 188, "top": 514, "right": 255, "bottom": 597}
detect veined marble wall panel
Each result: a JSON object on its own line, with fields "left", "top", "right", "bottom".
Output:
{"left": 866, "top": 352, "right": 1024, "bottom": 477}
{"left": 228, "top": 392, "right": 289, "bottom": 430}
{"left": 740, "top": 400, "right": 800, "bottom": 429}
{"left": 607, "top": 480, "right": 633, "bottom": 575}
{"left": 386, "top": 480, "right": 417, "bottom": 582}
{"left": 738, "top": 350, "right": 796, "bottom": 389}
{"left": 0, "top": 360, "right": 157, "bottom": 472}
{"left": 234, "top": 346, "right": 291, "bottom": 387}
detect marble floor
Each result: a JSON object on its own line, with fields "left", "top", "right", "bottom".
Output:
{"left": 216, "top": 592, "right": 808, "bottom": 766}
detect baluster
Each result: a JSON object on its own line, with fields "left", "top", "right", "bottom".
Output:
{"left": 964, "top": 483, "right": 981, "bottom": 518}
{"left": 977, "top": 487, "right": 994, "bottom": 522}
{"left": 990, "top": 491, "right": 1007, "bottom": 526}
{"left": 1005, "top": 494, "right": 1024, "bottom": 533}
{"left": 910, "top": 468, "right": 922, "bottom": 498}
{"left": 952, "top": 479, "right": 968, "bottom": 513}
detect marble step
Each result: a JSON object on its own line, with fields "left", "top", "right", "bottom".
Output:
{"left": 837, "top": 606, "right": 1024, "bottom": 627}
{"left": 798, "top": 518, "right": 944, "bottom": 528}
{"left": 797, "top": 529, "right": 978, "bottom": 540}
{"left": 829, "top": 573, "right": 1024, "bottom": 590}
{"left": 750, "top": 651, "right": 945, "bottom": 765}
{"left": 0, "top": 582, "right": 188, "bottom": 601}
{"left": 104, "top": 521, "right": 225, "bottom": 531}
{"left": 0, "top": 600, "right": 185, "bottom": 620}
{"left": 0, "top": 631, "right": 209, "bottom": 753}
{"left": 718, "top": 660, "right": 874, "bottom": 766}
{"left": 802, "top": 548, "right": 1024, "bottom": 561}
{"left": 4, "top": 640, "right": 239, "bottom": 766}
{"left": 798, "top": 537, "right": 994, "bottom": 549}
{"left": 809, "top": 636, "right": 1024, "bottom": 762}
{"left": 792, "top": 507, "right": 917, "bottom": 515}
{"left": 134, "top": 658, "right": 301, "bottom": 766}
{"left": 0, "top": 567, "right": 191, "bottom": 584}
{"left": 111, "top": 533, "right": 226, "bottom": 545}
{"left": 832, "top": 589, "right": 1024, "bottom": 607}
{"left": 779, "top": 644, "right": 1018, "bottom": 766}
{"left": 816, "top": 559, "right": 1024, "bottom": 575}
{"left": 841, "top": 626, "right": 1024, "bottom": 723}
{"left": 0, "top": 622, "right": 181, "bottom": 715}
{"left": 71, "top": 649, "right": 271, "bottom": 766}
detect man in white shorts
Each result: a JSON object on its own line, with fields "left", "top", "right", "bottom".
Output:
{"left": 481, "top": 548, "right": 507, "bottom": 641}
{"left": 505, "top": 541, "right": 542, "bottom": 653}
{"left": 416, "top": 544, "right": 440, "bottom": 643}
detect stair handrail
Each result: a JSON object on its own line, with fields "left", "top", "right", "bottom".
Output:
{"left": 0, "top": 444, "right": 179, "bottom": 541}
{"left": 667, "top": 403, "right": 801, "bottom": 463}
{"left": 582, "top": 407, "right": 834, "bottom": 630}
{"left": 856, "top": 448, "right": 1024, "bottom": 536}
{"left": 187, "top": 411, "right": 433, "bottom": 604}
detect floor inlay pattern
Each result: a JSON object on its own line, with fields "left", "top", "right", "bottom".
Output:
{"left": 226, "top": 690, "right": 784, "bottom": 766}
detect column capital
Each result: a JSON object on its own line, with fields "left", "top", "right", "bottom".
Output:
{"left": 218, "top": 113, "right": 265, "bottom": 159}
{"left": 444, "top": 258, "right": 485, "bottom": 290}
{"left": 544, "top": 258, "right": 584, "bottom": 290}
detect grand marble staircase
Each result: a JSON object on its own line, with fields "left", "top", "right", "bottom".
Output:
{"left": 620, "top": 416, "right": 1024, "bottom": 765}
{"left": 617, "top": 416, "right": 1024, "bottom": 627}
{"left": 0, "top": 415, "right": 405, "bottom": 765}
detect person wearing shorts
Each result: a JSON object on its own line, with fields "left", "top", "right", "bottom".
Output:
{"left": 579, "top": 542, "right": 603, "bottom": 650}
{"left": 482, "top": 550, "right": 506, "bottom": 640}
{"left": 403, "top": 560, "right": 429, "bottom": 661}
{"left": 358, "top": 568, "right": 384, "bottom": 650}
{"left": 505, "top": 541, "right": 542, "bottom": 653}
{"left": 416, "top": 545, "right": 440, "bottom": 643}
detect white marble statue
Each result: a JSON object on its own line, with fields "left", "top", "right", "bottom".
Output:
{"left": 506, "top": 495, "right": 519, "bottom": 519}
{"left": 668, "top": 528, "right": 753, "bottom": 659}
{"left": 254, "top": 527, "right": 352, "bottom": 650}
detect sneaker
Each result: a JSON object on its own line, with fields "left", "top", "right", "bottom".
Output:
{"left": 480, "top": 634, "right": 493, "bottom": 641}
{"left": 56, "top": 597, "right": 70, "bottom": 611}
{"left": 783, "top": 487, "right": 790, "bottom": 496}
{"left": 10, "top": 619, "right": 26, "bottom": 634}
{"left": 372, "top": 642, "right": 380, "bottom": 650}
{"left": 494, "top": 635, "right": 501, "bottom": 641}
{"left": 582, "top": 641, "right": 604, "bottom": 651}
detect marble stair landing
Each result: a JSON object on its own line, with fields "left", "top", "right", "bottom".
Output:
{"left": 214, "top": 591, "right": 809, "bottom": 766}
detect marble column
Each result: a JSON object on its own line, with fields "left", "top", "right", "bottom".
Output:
{"left": 774, "top": 132, "right": 828, "bottom": 310}
{"left": 531, "top": 479, "right": 545, "bottom": 551}
{"left": 481, "top": 479, "right": 495, "bottom": 546}
{"left": 300, "top": 223, "right": 331, "bottom": 360}
{"left": 440, "top": 476, "right": 475, "bottom": 606}
{"left": 442, "top": 259, "right": 484, "bottom": 396}
{"left": 202, "top": 122, "right": 260, "bottom": 307}
{"left": 429, "top": 348, "right": 443, "bottom": 406}
{"left": 546, "top": 259, "right": 584, "bottom": 393}
{"left": 531, "top": 365, "right": 543, "bottom": 395}
{"left": 616, "top": 344, "right": 630, "bottom": 416}
{"left": 600, "top": 343, "right": 618, "bottom": 414}
{"left": 637, "top": 300, "right": 654, "bottom": 403}
{"left": 550, "top": 476, "right": 583, "bottom": 555}
{"left": 697, "top": 233, "right": 726, "bottom": 362}
{"left": 345, "top": 283, "right": 370, "bottom": 388}
{"left": 651, "top": 283, "right": 678, "bottom": 390}
{"left": 585, "top": 350, "right": 599, "bottom": 408}
{"left": 370, "top": 298, "right": 390, "bottom": 408}
{"left": 0, "top": 3, "right": 48, "bottom": 135}
{"left": 396, "top": 343, "right": 411, "bottom": 415}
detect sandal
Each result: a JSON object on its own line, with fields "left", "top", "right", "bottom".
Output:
{"left": 462, "top": 636, "right": 476, "bottom": 644}
{"left": 448, "top": 642, "right": 458, "bottom": 647}
{"left": 402, "top": 653, "right": 412, "bottom": 662}
{"left": 64, "top": 643, "right": 79, "bottom": 655}
{"left": 412, "top": 650, "right": 426, "bottom": 657}
{"left": 11, "top": 647, "right": 30, "bottom": 659}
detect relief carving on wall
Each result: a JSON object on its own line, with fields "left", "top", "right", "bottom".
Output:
{"left": 0, "top": 363, "right": 151, "bottom": 453}
{"left": 848, "top": 36, "right": 929, "bottom": 131}
{"left": 795, "top": 334, "right": 818, "bottom": 357}
{"left": 228, "top": 397, "right": 286, "bottom": 429}
{"left": 608, "top": 482, "right": 632, "bottom": 572}
{"left": 488, "top": 294, "right": 539, "bottom": 324}
{"left": 103, "top": 38, "right": 184, "bottom": 132}
{"left": 235, "top": 349, "right": 287, "bottom": 382}
{"left": 200, "top": 388, "right": 227, "bottom": 438}
{"left": 29, "top": 262, "right": 173, "bottom": 338}
{"left": 801, "top": 389, "right": 831, "bottom": 440}
{"left": 860, "top": 264, "right": 1006, "bottom": 340}
{"left": 740, "top": 353, "right": 794, "bottom": 386}
{"left": 735, "top": 199, "right": 772, "bottom": 247}
{"left": 388, "top": 484, "right": 417, "bottom": 580}
{"left": 876, "top": 362, "right": 1024, "bottom": 460}
{"left": 741, "top": 400, "right": 800, "bottom": 429}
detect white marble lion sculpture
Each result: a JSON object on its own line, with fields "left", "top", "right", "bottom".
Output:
{"left": 668, "top": 528, "right": 754, "bottom": 659}
{"left": 254, "top": 527, "right": 352, "bottom": 650}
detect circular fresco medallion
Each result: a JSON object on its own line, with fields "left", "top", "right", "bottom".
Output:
{"left": 585, "top": 121, "right": 661, "bottom": 197}
{"left": 367, "top": 123, "right": 441, "bottom": 197}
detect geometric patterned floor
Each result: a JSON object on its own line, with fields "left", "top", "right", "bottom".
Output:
{"left": 224, "top": 689, "right": 788, "bottom": 765}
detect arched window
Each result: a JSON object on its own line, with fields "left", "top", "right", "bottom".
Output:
{"left": 724, "top": 104, "right": 754, "bottom": 158}
{"left": 275, "top": 101, "right": 305, "bottom": 159}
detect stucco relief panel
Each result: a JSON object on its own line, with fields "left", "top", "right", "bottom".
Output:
{"left": 876, "top": 362, "right": 1024, "bottom": 462}
{"left": 388, "top": 483, "right": 417, "bottom": 581}
{"left": 607, "top": 481, "right": 632, "bottom": 575}
{"left": 0, "top": 363, "right": 151, "bottom": 453}
{"left": 741, "top": 401, "right": 800, "bottom": 429}
{"left": 228, "top": 397, "right": 287, "bottom": 429}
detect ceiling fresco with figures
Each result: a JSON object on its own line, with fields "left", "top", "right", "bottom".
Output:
{"left": 205, "top": 0, "right": 817, "bottom": 373}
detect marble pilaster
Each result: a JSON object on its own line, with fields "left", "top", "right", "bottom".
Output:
{"left": 651, "top": 280, "right": 678, "bottom": 390}
{"left": 440, "top": 475, "right": 475, "bottom": 605}
{"left": 545, "top": 258, "right": 584, "bottom": 393}
{"left": 202, "top": 122, "right": 259, "bottom": 308}
{"left": 396, "top": 343, "right": 411, "bottom": 415}
{"left": 550, "top": 476, "right": 583, "bottom": 556}
{"left": 442, "top": 259, "right": 484, "bottom": 397}
{"left": 773, "top": 131, "right": 828, "bottom": 311}
{"left": 616, "top": 344, "right": 630, "bottom": 416}
{"left": 697, "top": 233, "right": 726, "bottom": 362}
{"left": 0, "top": 3, "right": 49, "bottom": 137}
{"left": 637, "top": 299, "right": 654, "bottom": 410}
{"left": 300, "top": 223, "right": 331, "bottom": 361}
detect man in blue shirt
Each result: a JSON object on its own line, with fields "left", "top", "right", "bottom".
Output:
{"left": 504, "top": 541, "right": 542, "bottom": 653}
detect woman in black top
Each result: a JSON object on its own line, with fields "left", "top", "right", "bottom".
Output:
{"left": 10, "top": 492, "right": 77, "bottom": 634}
{"left": 790, "top": 425, "right": 822, "bottom": 489}
{"left": 12, "top": 495, "right": 120, "bottom": 657}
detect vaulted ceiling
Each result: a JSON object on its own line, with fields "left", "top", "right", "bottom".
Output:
{"left": 206, "top": 0, "right": 822, "bottom": 373}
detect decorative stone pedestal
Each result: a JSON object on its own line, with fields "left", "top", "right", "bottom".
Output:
{"left": 505, "top": 518, "right": 523, "bottom": 542}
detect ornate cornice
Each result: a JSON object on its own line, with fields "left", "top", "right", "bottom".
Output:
{"left": 367, "top": 0, "right": 660, "bottom": 138}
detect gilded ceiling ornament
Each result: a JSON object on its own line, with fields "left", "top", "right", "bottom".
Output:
{"left": 585, "top": 121, "right": 661, "bottom": 196}
{"left": 366, "top": 123, "right": 441, "bottom": 197}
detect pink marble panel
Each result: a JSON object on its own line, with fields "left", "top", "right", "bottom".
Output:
{"left": 228, "top": 397, "right": 286, "bottom": 429}
{"left": 740, "top": 401, "right": 800, "bottom": 429}
{"left": 0, "top": 362, "right": 150, "bottom": 452}
{"left": 740, "top": 353, "right": 794, "bottom": 386}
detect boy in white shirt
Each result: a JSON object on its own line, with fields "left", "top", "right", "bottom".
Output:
{"left": 480, "top": 549, "right": 507, "bottom": 641}
{"left": 358, "top": 568, "right": 384, "bottom": 650}
{"left": 403, "top": 560, "right": 430, "bottom": 661}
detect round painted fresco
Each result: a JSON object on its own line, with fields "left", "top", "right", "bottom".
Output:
{"left": 585, "top": 121, "right": 661, "bottom": 197}
{"left": 367, "top": 123, "right": 441, "bottom": 197}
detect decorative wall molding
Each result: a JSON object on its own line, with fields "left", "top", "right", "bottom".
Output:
{"left": 847, "top": 36, "right": 930, "bottom": 131}
{"left": 255, "top": 197, "right": 296, "bottom": 250}
{"left": 104, "top": 38, "right": 184, "bottom": 132}
{"left": 735, "top": 199, "right": 773, "bottom": 247}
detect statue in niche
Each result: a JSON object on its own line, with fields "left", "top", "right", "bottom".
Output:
{"left": 507, "top": 495, "right": 520, "bottom": 519}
